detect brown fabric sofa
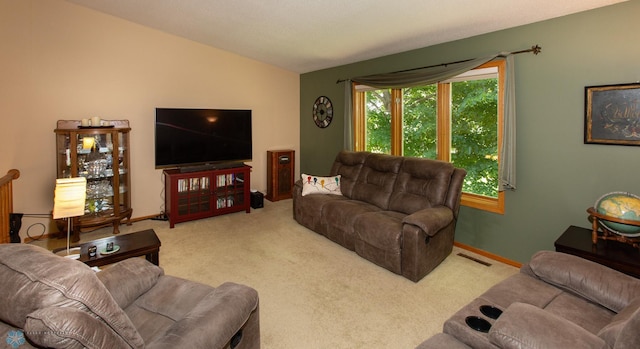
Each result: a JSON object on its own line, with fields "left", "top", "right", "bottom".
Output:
{"left": 293, "top": 150, "right": 466, "bottom": 282}
{"left": 0, "top": 244, "right": 260, "bottom": 349}
{"left": 417, "top": 251, "right": 640, "bottom": 349}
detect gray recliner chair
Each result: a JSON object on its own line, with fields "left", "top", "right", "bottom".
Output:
{"left": 0, "top": 244, "right": 260, "bottom": 349}
{"left": 418, "top": 251, "right": 640, "bottom": 349}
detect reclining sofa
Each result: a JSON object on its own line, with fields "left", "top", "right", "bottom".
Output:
{"left": 293, "top": 150, "right": 466, "bottom": 282}
{"left": 418, "top": 251, "right": 640, "bottom": 349}
{"left": 0, "top": 244, "right": 260, "bottom": 349}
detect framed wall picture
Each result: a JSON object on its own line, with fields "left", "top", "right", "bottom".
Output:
{"left": 585, "top": 83, "right": 640, "bottom": 146}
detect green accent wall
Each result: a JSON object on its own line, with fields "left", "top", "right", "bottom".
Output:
{"left": 300, "top": 1, "right": 640, "bottom": 263}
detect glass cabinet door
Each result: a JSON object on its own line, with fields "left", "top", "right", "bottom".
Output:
{"left": 78, "top": 132, "right": 114, "bottom": 215}
{"left": 115, "top": 130, "right": 130, "bottom": 217}
{"left": 176, "top": 175, "right": 211, "bottom": 215}
{"left": 214, "top": 169, "right": 248, "bottom": 211}
{"left": 54, "top": 120, "right": 132, "bottom": 237}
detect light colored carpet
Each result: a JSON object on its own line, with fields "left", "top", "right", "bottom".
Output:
{"left": 32, "top": 199, "right": 518, "bottom": 348}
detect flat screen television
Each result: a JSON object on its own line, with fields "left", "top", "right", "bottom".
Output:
{"left": 155, "top": 108, "right": 252, "bottom": 170}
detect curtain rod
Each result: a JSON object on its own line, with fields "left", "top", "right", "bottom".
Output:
{"left": 336, "top": 44, "right": 541, "bottom": 84}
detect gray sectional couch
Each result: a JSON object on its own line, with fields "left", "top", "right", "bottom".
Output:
{"left": 418, "top": 251, "right": 640, "bottom": 349}
{"left": 293, "top": 150, "right": 466, "bottom": 282}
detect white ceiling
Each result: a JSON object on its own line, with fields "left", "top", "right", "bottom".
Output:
{"left": 65, "top": 0, "right": 626, "bottom": 73}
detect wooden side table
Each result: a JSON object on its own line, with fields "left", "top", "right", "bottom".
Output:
{"left": 56, "top": 229, "right": 161, "bottom": 268}
{"left": 555, "top": 225, "right": 640, "bottom": 278}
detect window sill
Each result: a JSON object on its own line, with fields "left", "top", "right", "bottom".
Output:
{"left": 461, "top": 192, "right": 504, "bottom": 214}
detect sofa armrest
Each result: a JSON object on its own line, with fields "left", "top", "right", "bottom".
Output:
{"left": 402, "top": 206, "right": 453, "bottom": 237}
{"left": 525, "top": 251, "right": 640, "bottom": 312}
{"left": 489, "top": 302, "right": 607, "bottom": 349}
{"left": 146, "top": 282, "right": 259, "bottom": 349}
{"left": 293, "top": 179, "right": 303, "bottom": 196}
{"left": 97, "top": 257, "right": 164, "bottom": 309}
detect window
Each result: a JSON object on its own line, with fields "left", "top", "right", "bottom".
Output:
{"left": 353, "top": 61, "right": 505, "bottom": 214}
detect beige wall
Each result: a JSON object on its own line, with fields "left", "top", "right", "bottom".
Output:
{"left": 0, "top": 0, "right": 300, "bottom": 239}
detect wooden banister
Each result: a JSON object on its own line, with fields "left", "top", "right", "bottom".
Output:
{"left": 1, "top": 169, "right": 20, "bottom": 244}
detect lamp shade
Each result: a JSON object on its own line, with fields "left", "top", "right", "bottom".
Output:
{"left": 53, "top": 177, "right": 87, "bottom": 219}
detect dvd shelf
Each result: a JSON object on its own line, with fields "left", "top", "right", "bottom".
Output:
{"left": 163, "top": 165, "right": 251, "bottom": 228}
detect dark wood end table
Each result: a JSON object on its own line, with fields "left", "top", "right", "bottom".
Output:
{"left": 555, "top": 225, "right": 640, "bottom": 278}
{"left": 58, "top": 229, "right": 161, "bottom": 268}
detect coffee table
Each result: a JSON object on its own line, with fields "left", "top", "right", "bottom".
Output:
{"left": 57, "top": 229, "right": 161, "bottom": 268}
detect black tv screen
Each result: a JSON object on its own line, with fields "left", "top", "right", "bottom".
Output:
{"left": 155, "top": 108, "right": 252, "bottom": 169}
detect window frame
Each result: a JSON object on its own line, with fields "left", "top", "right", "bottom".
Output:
{"left": 352, "top": 60, "right": 505, "bottom": 214}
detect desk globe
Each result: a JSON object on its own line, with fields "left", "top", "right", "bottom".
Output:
{"left": 595, "top": 192, "right": 640, "bottom": 236}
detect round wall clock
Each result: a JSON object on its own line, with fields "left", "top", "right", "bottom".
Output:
{"left": 312, "top": 96, "right": 333, "bottom": 128}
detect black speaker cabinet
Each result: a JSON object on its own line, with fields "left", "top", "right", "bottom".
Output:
{"left": 250, "top": 191, "right": 264, "bottom": 209}
{"left": 266, "top": 149, "right": 294, "bottom": 201}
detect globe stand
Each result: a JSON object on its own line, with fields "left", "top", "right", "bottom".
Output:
{"left": 587, "top": 207, "right": 640, "bottom": 249}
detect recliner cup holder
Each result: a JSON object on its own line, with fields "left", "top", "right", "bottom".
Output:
{"left": 480, "top": 305, "right": 502, "bottom": 319}
{"left": 465, "top": 316, "right": 491, "bottom": 332}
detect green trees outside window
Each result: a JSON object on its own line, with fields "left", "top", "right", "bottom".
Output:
{"left": 362, "top": 77, "right": 499, "bottom": 198}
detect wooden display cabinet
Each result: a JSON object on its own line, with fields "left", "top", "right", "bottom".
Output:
{"left": 163, "top": 165, "right": 251, "bottom": 228}
{"left": 54, "top": 120, "right": 132, "bottom": 241}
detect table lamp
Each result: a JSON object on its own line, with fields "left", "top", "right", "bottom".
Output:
{"left": 53, "top": 177, "right": 87, "bottom": 259}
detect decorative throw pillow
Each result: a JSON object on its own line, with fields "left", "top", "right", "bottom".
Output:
{"left": 301, "top": 174, "right": 342, "bottom": 196}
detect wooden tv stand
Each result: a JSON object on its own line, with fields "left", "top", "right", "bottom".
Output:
{"left": 163, "top": 165, "right": 251, "bottom": 228}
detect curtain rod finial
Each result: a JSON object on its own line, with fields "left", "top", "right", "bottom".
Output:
{"left": 532, "top": 45, "right": 542, "bottom": 55}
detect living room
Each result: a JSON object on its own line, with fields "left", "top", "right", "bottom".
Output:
{"left": 2, "top": 0, "right": 638, "bottom": 262}
{"left": 1, "top": 0, "right": 640, "bottom": 347}
{"left": 2, "top": 0, "right": 638, "bottom": 264}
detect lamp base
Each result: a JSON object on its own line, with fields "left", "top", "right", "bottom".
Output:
{"left": 55, "top": 247, "right": 81, "bottom": 260}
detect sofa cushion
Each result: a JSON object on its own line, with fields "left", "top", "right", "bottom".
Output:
{"left": 97, "top": 257, "right": 164, "bottom": 309}
{"left": 479, "top": 273, "right": 563, "bottom": 309}
{"left": 125, "top": 275, "right": 217, "bottom": 343}
{"left": 0, "top": 244, "right": 144, "bottom": 348}
{"left": 527, "top": 251, "right": 640, "bottom": 312}
{"left": 293, "top": 186, "right": 347, "bottom": 232}
{"left": 24, "top": 306, "right": 134, "bottom": 349}
{"left": 144, "top": 282, "right": 259, "bottom": 348}
{"left": 329, "top": 150, "right": 368, "bottom": 197}
{"left": 351, "top": 153, "right": 402, "bottom": 209}
{"left": 321, "top": 200, "right": 381, "bottom": 250}
{"left": 389, "top": 157, "right": 454, "bottom": 214}
{"left": 300, "top": 174, "right": 342, "bottom": 196}
{"left": 489, "top": 302, "right": 608, "bottom": 349}
{"left": 542, "top": 292, "right": 614, "bottom": 334}
{"left": 354, "top": 211, "right": 405, "bottom": 274}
